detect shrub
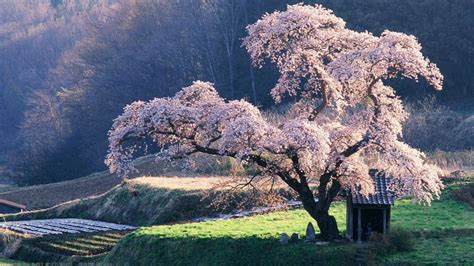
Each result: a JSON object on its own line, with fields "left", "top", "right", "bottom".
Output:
{"left": 450, "top": 183, "right": 474, "bottom": 208}
{"left": 0, "top": 232, "right": 24, "bottom": 258}
{"left": 369, "top": 227, "right": 415, "bottom": 256}
{"left": 453, "top": 115, "right": 474, "bottom": 150}
{"left": 403, "top": 96, "right": 471, "bottom": 152}
{"left": 386, "top": 227, "right": 415, "bottom": 252}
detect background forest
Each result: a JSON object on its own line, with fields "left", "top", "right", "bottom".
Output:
{"left": 0, "top": 0, "right": 473, "bottom": 185}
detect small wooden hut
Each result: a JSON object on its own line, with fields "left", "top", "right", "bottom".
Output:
{"left": 346, "top": 170, "right": 394, "bottom": 242}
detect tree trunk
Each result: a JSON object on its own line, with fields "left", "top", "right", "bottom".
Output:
{"left": 298, "top": 182, "right": 340, "bottom": 241}
{"left": 314, "top": 212, "right": 339, "bottom": 241}
{"left": 227, "top": 52, "right": 235, "bottom": 98}
{"left": 244, "top": 3, "right": 257, "bottom": 104}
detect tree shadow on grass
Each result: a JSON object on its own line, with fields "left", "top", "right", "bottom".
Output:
{"left": 106, "top": 235, "right": 356, "bottom": 265}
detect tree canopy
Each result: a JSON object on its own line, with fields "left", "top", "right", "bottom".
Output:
{"left": 106, "top": 4, "right": 444, "bottom": 241}
{"left": 1, "top": 0, "right": 472, "bottom": 184}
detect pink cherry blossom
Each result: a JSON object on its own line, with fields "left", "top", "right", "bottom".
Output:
{"left": 106, "top": 4, "right": 444, "bottom": 241}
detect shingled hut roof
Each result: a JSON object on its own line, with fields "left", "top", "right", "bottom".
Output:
{"left": 351, "top": 169, "right": 394, "bottom": 205}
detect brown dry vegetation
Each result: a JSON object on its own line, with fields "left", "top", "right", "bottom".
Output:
{"left": 0, "top": 174, "right": 230, "bottom": 210}
{"left": 0, "top": 154, "right": 244, "bottom": 209}
{"left": 428, "top": 150, "right": 474, "bottom": 172}
{"left": 0, "top": 175, "right": 294, "bottom": 227}
{"left": 132, "top": 176, "right": 226, "bottom": 191}
{"left": 0, "top": 181, "right": 220, "bottom": 226}
{"left": 0, "top": 170, "right": 121, "bottom": 210}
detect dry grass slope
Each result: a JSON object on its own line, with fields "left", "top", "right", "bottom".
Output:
{"left": 0, "top": 180, "right": 223, "bottom": 226}
{"left": 132, "top": 176, "right": 225, "bottom": 191}
{"left": 0, "top": 171, "right": 121, "bottom": 209}
{"left": 0, "top": 154, "right": 235, "bottom": 209}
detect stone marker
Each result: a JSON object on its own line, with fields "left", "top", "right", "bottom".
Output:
{"left": 290, "top": 233, "right": 299, "bottom": 242}
{"left": 280, "top": 233, "right": 289, "bottom": 244}
{"left": 306, "top": 222, "right": 316, "bottom": 241}
{"left": 315, "top": 241, "right": 329, "bottom": 246}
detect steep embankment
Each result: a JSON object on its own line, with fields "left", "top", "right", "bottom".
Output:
{"left": 0, "top": 177, "right": 225, "bottom": 226}
{"left": 0, "top": 176, "right": 224, "bottom": 263}
{"left": 0, "top": 155, "right": 162, "bottom": 209}
{"left": 0, "top": 154, "right": 226, "bottom": 210}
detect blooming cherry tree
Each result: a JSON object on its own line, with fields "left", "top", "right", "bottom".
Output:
{"left": 106, "top": 4, "right": 444, "bottom": 241}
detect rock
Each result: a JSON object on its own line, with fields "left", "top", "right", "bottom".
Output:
{"left": 306, "top": 222, "right": 316, "bottom": 241}
{"left": 290, "top": 233, "right": 299, "bottom": 242}
{"left": 280, "top": 233, "right": 289, "bottom": 244}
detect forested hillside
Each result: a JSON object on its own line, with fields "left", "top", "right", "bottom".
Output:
{"left": 1, "top": 0, "right": 473, "bottom": 185}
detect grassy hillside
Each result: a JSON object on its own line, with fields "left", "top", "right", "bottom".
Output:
{"left": 1, "top": 169, "right": 472, "bottom": 264}
{"left": 0, "top": 154, "right": 239, "bottom": 210}
{"left": 0, "top": 176, "right": 287, "bottom": 263}
{"left": 0, "top": 170, "right": 121, "bottom": 209}
{"left": 106, "top": 204, "right": 354, "bottom": 265}
{"left": 104, "top": 179, "right": 474, "bottom": 265}
{"left": 0, "top": 177, "right": 471, "bottom": 264}
{"left": 380, "top": 230, "right": 474, "bottom": 264}
{"left": 9, "top": 231, "right": 131, "bottom": 263}
{"left": 0, "top": 179, "right": 219, "bottom": 226}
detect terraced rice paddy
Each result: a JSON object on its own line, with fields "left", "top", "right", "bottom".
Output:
{"left": 0, "top": 219, "right": 136, "bottom": 236}
{"left": 32, "top": 231, "right": 130, "bottom": 256}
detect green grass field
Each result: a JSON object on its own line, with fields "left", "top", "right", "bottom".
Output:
{"left": 105, "top": 179, "right": 474, "bottom": 265}
{"left": 0, "top": 257, "right": 20, "bottom": 265}
{"left": 381, "top": 232, "right": 474, "bottom": 264}
{"left": 105, "top": 204, "right": 355, "bottom": 265}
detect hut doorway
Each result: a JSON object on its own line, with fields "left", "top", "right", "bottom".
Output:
{"left": 351, "top": 207, "right": 390, "bottom": 241}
